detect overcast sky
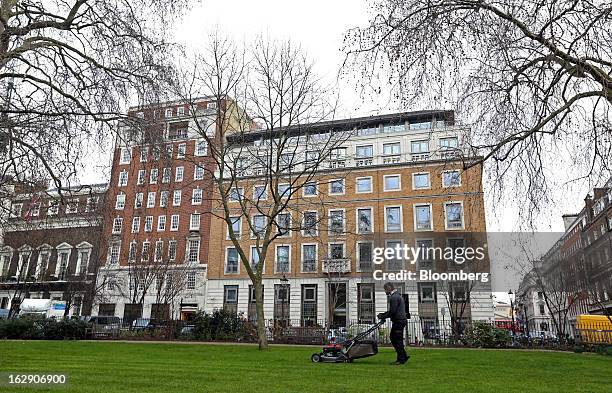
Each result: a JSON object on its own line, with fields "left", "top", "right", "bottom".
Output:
{"left": 80, "top": 0, "right": 590, "bottom": 236}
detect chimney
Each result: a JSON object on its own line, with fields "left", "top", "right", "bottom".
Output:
{"left": 561, "top": 214, "right": 579, "bottom": 231}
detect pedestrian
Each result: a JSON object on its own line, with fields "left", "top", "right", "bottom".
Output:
{"left": 377, "top": 282, "right": 409, "bottom": 365}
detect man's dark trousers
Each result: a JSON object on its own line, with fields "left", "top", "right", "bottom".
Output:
{"left": 390, "top": 320, "right": 408, "bottom": 363}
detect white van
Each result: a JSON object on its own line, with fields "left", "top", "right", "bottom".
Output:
{"left": 19, "top": 299, "right": 67, "bottom": 318}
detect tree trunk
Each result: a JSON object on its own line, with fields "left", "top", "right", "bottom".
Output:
{"left": 254, "top": 281, "right": 268, "bottom": 350}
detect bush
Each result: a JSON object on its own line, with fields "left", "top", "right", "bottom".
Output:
{"left": 572, "top": 345, "right": 585, "bottom": 353}
{"left": 191, "top": 310, "right": 252, "bottom": 341}
{"left": 464, "top": 321, "right": 511, "bottom": 348}
{"left": 0, "top": 317, "right": 89, "bottom": 340}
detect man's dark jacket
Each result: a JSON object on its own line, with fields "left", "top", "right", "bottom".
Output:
{"left": 379, "top": 291, "right": 407, "bottom": 322}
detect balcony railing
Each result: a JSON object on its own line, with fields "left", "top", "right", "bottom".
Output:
{"left": 322, "top": 258, "right": 351, "bottom": 273}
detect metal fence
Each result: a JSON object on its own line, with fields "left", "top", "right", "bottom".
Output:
{"left": 86, "top": 316, "right": 612, "bottom": 347}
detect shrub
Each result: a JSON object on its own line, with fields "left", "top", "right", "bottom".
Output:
{"left": 0, "top": 317, "right": 88, "bottom": 340}
{"left": 572, "top": 345, "right": 585, "bottom": 353}
{"left": 464, "top": 321, "right": 511, "bottom": 348}
{"left": 191, "top": 310, "right": 252, "bottom": 341}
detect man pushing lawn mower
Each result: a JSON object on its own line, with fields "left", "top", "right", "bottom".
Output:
{"left": 378, "top": 282, "right": 409, "bottom": 365}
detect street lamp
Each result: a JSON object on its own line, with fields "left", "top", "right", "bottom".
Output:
{"left": 508, "top": 290, "right": 515, "bottom": 341}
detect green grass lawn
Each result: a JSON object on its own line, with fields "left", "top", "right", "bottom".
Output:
{"left": 1, "top": 341, "right": 611, "bottom": 393}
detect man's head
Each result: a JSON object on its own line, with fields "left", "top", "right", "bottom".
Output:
{"left": 383, "top": 282, "right": 394, "bottom": 295}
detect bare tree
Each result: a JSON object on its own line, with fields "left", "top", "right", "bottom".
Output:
{"left": 0, "top": 0, "right": 194, "bottom": 218}
{"left": 176, "top": 33, "right": 356, "bottom": 349}
{"left": 344, "top": 0, "right": 612, "bottom": 224}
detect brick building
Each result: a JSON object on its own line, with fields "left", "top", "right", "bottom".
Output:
{"left": 93, "top": 97, "right": 229, "bottom": 322}
{"left": 0, "top": 183, "right": 107, "bottom": 316}
{"left": 519, "top": 177, "right": 612, "bottom": 336}
{"left": 204, "top": 110, "right": 493, "bottom": 335}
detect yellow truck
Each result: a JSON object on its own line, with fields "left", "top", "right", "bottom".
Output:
{"left": 576, "top": 314, "right": 612, "bottom": 344}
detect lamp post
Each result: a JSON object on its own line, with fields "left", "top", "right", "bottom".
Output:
{"left": 508, "top": 290, "right": 515, "bottom": 342}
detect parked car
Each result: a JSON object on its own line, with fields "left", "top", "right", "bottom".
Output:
{"left": 89, "top": 316, "right": 121, "bottom": 337}
{"left": 0, "top": 309, "right": 9, "bottom": 319}
{"left": 131, "top": 318, "right": 168, "bottom": 331}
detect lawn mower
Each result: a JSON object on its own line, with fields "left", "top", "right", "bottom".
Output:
{"left": 311, "top": 319, "right": 385, "bottom": 363}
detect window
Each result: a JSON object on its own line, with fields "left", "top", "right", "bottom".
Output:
{"left": 411, "top": 140, "right": 429, "bottom": 153}
{"left": 128, "top": 242, "right": 137, "bottom": 261}
{"left": 66, "top": 200, "right": 79, "bottom": 214}
{"left": 165, "top": 108, "right": 173, "bottom": 117}
{"left": 357, "top": 208, "right": 373, "bottom": 233}
{"left": 10, "top": 203, "right": 22, "bottom": 218}
{"left": 140, "top": 147, "right": 149, "bottom": 162}
{"left": 187, "top": 272, "right": 196, "bottom": 290}
{"left": 56, "top": 251, "right": 70, "bottom": 280}
{"left": 149, "top": 168, "right": 159, "bottom": 184}
{"left": 302, "top": 244, "right": 317, "bottom": 273}
{"left": 412, "top": 173, "right": 431, "bottom": 189}
{"left": 444, "top": 202, "right": 464, "bottom": 229}
{"left": 330, "top": 147, "right": 347, "bottom": 160}
{"left": 118, "top": 170, "right": 128, "bottom": 186}
{"left": 177, "top": 143, "right": 186, "bottom": 159}
{"left": 254, "top": 185, "right": 267, "bottom": 200}
{"left": 276, "top": 213, "right": 291, "bottom": 236}
{"left": 277, "top": 184, "right": 290, "bottom": 198}
{"left": 303, "top": 211, "right": 318, "bottom": 236}
{"left": 418, "top": 282, "right": 437, "bottom": 303}
{"left": 162, "top": 168, "right": 171, "bottom": 183}
{"left": 301, "top": 284, "right": 317, "bottom": 325}
{"left": 190, "top": 214, "right": 201, "bottom": 230}
{"left": 170, "top": 215, "right": 180, "bottom": 231}
{"left": 358, "top": 283, "right": 376, "bottom": 323}
{"left": 329, "top": 210, "right": 345, "bottom": 235}
{"left": 223, "top": 285, "right": 239, "bottom": 315}
{"left": 228, "top": 216, "right": 241, "bottom": 239}
{"left": 144, "top": 216, "right": 153, "bottom": 232}
{"left": 141, "top": 242, "right": 150, "bottom": 261}
{"left": 160, "top": 191, "right": 169, "bottom": 207}
{"left": 177, "top": 106, "right": 185, "bottom": 116}
{"left": 384, "top": 206, "right": 402, "bottom": 232}
{"left": 416, "top": 239, "right": 434, "bottom": 269}
{"left": 47, "top": 201, "right": 59, "bottom": 216}
{"left": 329, "top": 243, "right": 345, "bottom": 259}
{"left": 35, "top": 250, "right": 50, "bottom": 278}
{"left": 356, "top": 177, "right": 372, "bottom": 193}
{"left": 225, "top": 248, "right": 239, "bottom": 274}
{"left": 329, "top": 179, "right": 345, "bottom": 195}
{"left": 28, "top": 202, "right": 41, "bottom": 217}
{"left": 252, "top": 215, "right": 266, "bottom": 237}
{"left": 539, "top": 304, "right": 545, "bottom": 315}
{"left": 157, "top": 215, "right": 166, "bottom": 231}
{"left": 194, "top": 165, "right": 204, "bottom": 180}
{"left": 442, "top": 170, "right": 461, "bottom": 187}
{"left": 383, "top": 142, "right": 401, "bottom": 155}
{"left": 356, "top": 145, "right": 373, "bottom": 158}
{"left": 173, "top": 190, "right": 181, "bottom": 206}
{"left": 187, "top": 239, "right": 200, "bottom": 263}
{"left": 134, "top": 193, "right": 143, "bottom": 208}
{"left": 276, "top": 245, "right": 290, "bottom": 273}
{"left": 147, "top": 192, "right": 156, "bottom": 208}
{"left": 357, "top": 242, "right": 373, "bottom": 271}
{"left": 414, "top": 204, "right": 432, "bottom": 231}
{"left": 440, "top": 137, "right": 458, "bottom": 149}
{"left": 195, "top": 139, "right": 208, "bottom": 156}
{"left": 384, "top": 175, "right": 401, "bottom": 191}
{"left": 131, "top": 217, "right": 140, "bottom": 233}
{"left": 303, "top": 182, "right": 317, "bottom": 197}
{"left": 155, "top": 241, "right": 163, "bottom": 261}
{"left": 137, "top": 169, "right": 145, "bottom": 185}
{"left": 120, "top": 148, "right": 132, "bottom": 164}
{"left": 274, "top": 284, "right": 290, "bottom": 321}
{"left": 112, "top": 218, "right": 123, "bottom": 234}
{"left": 168, "top": 241, "right": 177, "bottom": 261}
{"left": 108, "top": 242, "right": 120, "bottom": 265}
{"left": 192, "top": 189, "right": 203, "bottom": 204}
{"left": 230, "top": 188, "right": 244, "bottom": 202}
{"left": 386, "top": 241, "right": 403, "bottom": 271}
{"left": 250, "top": 246, "right": 261, "bottom": 270}
{"left": 175, "top": 166, "right": 184, "bottom": 182}
{"left": 115, "top": 193, "right": 126, "bottom": 210}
